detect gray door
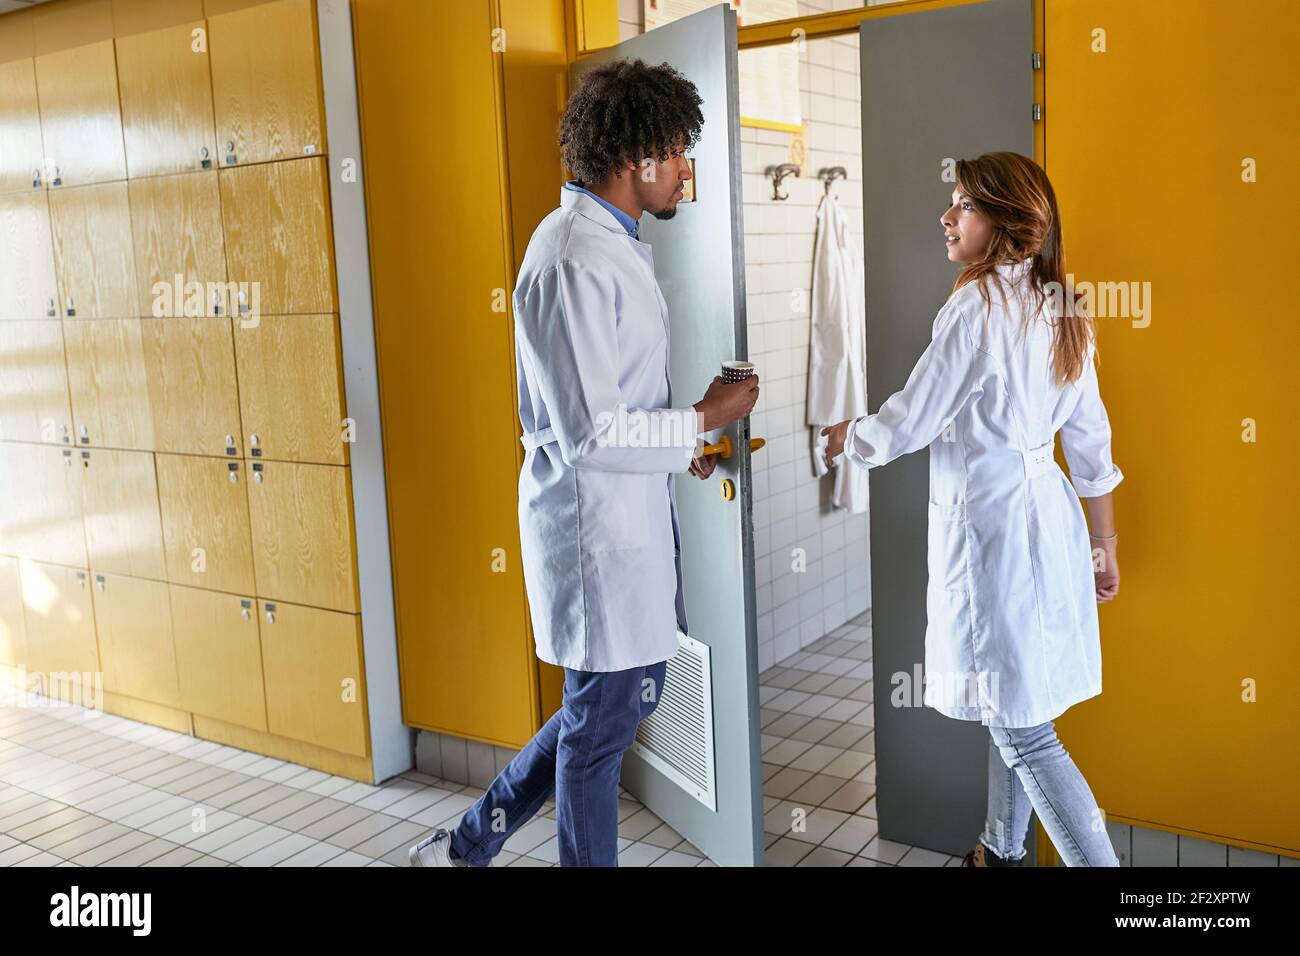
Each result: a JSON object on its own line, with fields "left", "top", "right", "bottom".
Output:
{"left": 571, "top": 4, "right": 762, "bottom": 867}
{"left": 859, "top": 0, "right": 1035, "bottom": 856}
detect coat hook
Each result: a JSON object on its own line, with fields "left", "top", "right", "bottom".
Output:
{"left": 766, "top": 163, "right": 801, "bottom": 201}
{"left": 819, "top": 166, "right": 847, "bottom": 196}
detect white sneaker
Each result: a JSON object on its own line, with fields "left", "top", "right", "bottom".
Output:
{"left": 409, "top": 828, "right": 489, "bottom": 867}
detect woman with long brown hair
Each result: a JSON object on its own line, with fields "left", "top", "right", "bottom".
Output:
{"left": 822, "top": 152, "right": 1122, "bottom": 866}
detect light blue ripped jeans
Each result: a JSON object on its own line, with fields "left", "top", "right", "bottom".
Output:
{"left": 980, "top": 721, "right": 1120, "bottom": 867}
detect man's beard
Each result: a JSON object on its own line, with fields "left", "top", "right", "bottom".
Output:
{"left": 649, "top": 204, "right": 678, "bottom": 221}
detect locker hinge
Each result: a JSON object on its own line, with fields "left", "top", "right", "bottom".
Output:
{"left": 1032, "top": 103, "right": 1042, "bottom": 122}
{"left": 1032, "top": 51, "right": 1042, "bottom": 70}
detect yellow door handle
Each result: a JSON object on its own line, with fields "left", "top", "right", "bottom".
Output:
{"left": 701, "top": 435, "right": 766, "bottom": 459}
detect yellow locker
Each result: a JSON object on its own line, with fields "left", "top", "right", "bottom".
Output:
{"left": 219, "top": 156, "right": 336, "bottom": 316}
{"left": 91, "top": 571, "right": 179, "bottom": 708}
{"left": 0, "top": 58, "right": 45, "bottom": 193}
{"left": 246, "top": 460, "right": 358, "bottom": 613}
{"left": 141, "top": 316, "right": 242, "bottom": 457}
{"left": 0, "top": 320, "right": 72, "bottom": 445}
{"left": 0, "top": 190, "right": 59, "bottom": 320}
{"left": 0, "top": 444, "right": 86, "bottom": 569}
{"left": 80, "top": 447, "right": 165, "bottom": 580}
{"left": 169, "top": 582, "right": 265, "bottom": 731}
{"left": 208, "top": 0, "right": 325, "bottom": 167}
{"left": 0, "top": 554, "right": 26, "bottom": 670}
{"left": 233, "top": 313, "right": 347, "bottom": 464}
{"left": 115, "top": 20, "right": 219, "bottom": 179}
{"left": 259, "top": 599, "right": 367, "bottom": 756}
{"left": 33, "top": 39, "right": 126, "bottom": 187}
{"left": 129, "top": 171, "right": 227, "bottom": 318}
{"left": 63, "top": 317, "right": 154, "bottom": 450}
{"left": 18, "top": 559, "right": 98, "bottom": 678}
{"left": 49, "top": 181, "right": 138, "bottom": 319}
{"left": 155, "top": 452, "right": 254, "bottom": 594}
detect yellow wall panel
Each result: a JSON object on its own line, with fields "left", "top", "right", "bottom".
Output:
{"left": 0, "top": 320, "right": 72, "bottom": 445}
{"left": 219, "top": 156, "right": 335, "bottom": 315}
{"left": 169, "top": 582, "right": 265, "bottom": 731}
{"left": 32, "top": 0, "right": 113, "bottom": 54}
{"left": 34, "top": 39, "right": 126, "bottom": 186}
{"left": 116, "top": 20, "right": 219, "bottom": 178}
{"left": 0, "top": 190, "right": 59, "bottom": 320}
{"left": 260, "top": 600, "right": 366, "bottom": 756}
{"left": 0, "top": 9, "right": 36, "bottom": 65}
{"left": 141, "top": 316, "right": 242, "bottom": 456}
{"left": 80, "top": 447, "right": 165, "bottom": 579}
{"left": 246, "top": 460, "right": 357, "bottom": 613}
{"left": 63, "top": 317, "right": 155, "bottom": 449}
{"left": 49, "top": 181, "right": 138, "bottom": 319}
{"left": 208, "top": 0, "right": 325, "bottom": 166}
{"left": 92, "top": 570, "right": 179, "bottom": 706}
{"left": 111, "top": 0, "right": 206, "bottom": 37}
{"left": 155, "top": 452, "right": 255, "bottom": 594}
{"left": 18, "top": 559, "right": 98, "bottom": 678}
{"left": 1048, "top": 0, "right": 1299, "bottom": 856}
{"left": 0, "top": 443, "right": 86, "bottom": 567}
{"left": 0, "top": 58, "right": 46, "bottom": 193}
{"left": 233, "top": 313, "right": 346, "bottom": 464}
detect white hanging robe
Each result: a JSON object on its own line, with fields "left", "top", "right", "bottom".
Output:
{"left": 807, "top": 193, "right": 869, "bottom": 512}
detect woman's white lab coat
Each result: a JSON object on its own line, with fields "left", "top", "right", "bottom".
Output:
{"left": 842, "top": 258, "right": 1123, "bottom": 727}
{"left": 511, "top": 188, "right": 700, "bottom": 672}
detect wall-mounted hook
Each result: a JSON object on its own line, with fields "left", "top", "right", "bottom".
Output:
{"left": 819, "top": 166, "right": 847, "bottom": 196}
{"left": 765, "top": 163, "right": 801, "bottom": 201}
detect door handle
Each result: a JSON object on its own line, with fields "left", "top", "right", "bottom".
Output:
{"left": 701, "top": 435, "right": 766, "bottom": 459}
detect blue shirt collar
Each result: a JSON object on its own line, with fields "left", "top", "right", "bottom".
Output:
{"left": 564, "top": 180, "right": 640, "bottom": 239}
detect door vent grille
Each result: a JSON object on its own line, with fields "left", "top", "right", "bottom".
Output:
{"left": 632, "top": 632, "right": 716, "bottom": 811}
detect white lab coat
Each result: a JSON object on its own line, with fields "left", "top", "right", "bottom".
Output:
{"left": 841, "top": 258, "right": 1123, "bottom": 727}
{"left": 807, "top": 194, "right": 869, "bottom": 512}
{"left": 512, "top": 187, "right": 701, "bottom": 672}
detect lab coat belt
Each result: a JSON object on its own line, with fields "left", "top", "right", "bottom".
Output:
{"left": 1021, "top": 440, "right": 1058, "bottom": 479}
{"left": 520, "top": 427, "right": 557, "bottom": 451}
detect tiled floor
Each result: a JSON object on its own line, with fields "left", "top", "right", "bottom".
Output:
{"left": 0, "top": 609, "right": 956, "bottom": 867}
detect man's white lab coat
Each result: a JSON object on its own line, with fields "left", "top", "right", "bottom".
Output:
{"left": 512, "top": 187, "right": 701, "bottom": 672}
{"left": 841, "top": 259, "right": 1124, "bottom": 727}
{"left": 807, "top": 193, "right": 869, "bottom": 512}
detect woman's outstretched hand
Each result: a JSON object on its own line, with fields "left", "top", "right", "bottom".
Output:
{"left": 821, "top": 420, "right": 853, "bottom": 468}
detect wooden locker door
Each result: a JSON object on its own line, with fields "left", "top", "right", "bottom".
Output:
{"left": 155, "top": 452, "right": 255, "bottom": 594}
{"left": 219, "top": 156, "right": 336, "bottom": 316}
{"left": 80, "top": 448, "right": 165, "bottom": 580}
{"left": 49, "top": 182, "right": 138, "bottom": 320}
{"left": 260, "top": 600, "right": 367, "bottom": 756}
{"left": 0, "top": 444, "right": 86, "bottom": 569}
{"left": 246, "top": 461, "right": 358, "bottom": 613}
{"left": 92, "top": 571, "right": 179, "bottom": 708}
{"left": 208, "top": 0, "right": 326, "bottom": 167}
{"left": 0, "top": 58, "right": 46, "bottom": 193}
{"left": 116, "top": 20, "right": 219, "bottom": 179}
{"left": 63, "top": 317, "right": 155, "bottom": 450}
{"left": 0, "top": 320, "right": 72, "bottom": 445}
{"left": 18, "top": 560, "right": 99, "bottom": 678}
{"left": 169, "top": 583, "right": 266, "bottom": 731}
{"left": 233, "top": 313, "right": 347, "bottom": 464}
{"left": 0, "top": 554, "right": 27, "bottom": 670}
{"left": 141, "top": 316, "right": 242, "bottom": 456}
{"left": 33, "top": 39, "right": 127, "bottom": 187}
{"left": 0, "top": 190, "right": 59, "bottom": 320}
{"left": 129, "top": 171, "right": 227, "bottom": 319}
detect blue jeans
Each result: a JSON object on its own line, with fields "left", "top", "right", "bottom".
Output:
{"left": 448, "top": 659, "right": 667, "bottom": 867}
{"left": 980, "top": 721, "right": 1120, "bottom": 867}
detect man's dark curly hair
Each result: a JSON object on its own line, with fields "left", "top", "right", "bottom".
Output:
{"left": 559, "top": 58, "right": 704, "bottom": 184}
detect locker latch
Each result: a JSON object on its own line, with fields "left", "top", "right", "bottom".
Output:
{"left": 228, "top": 462, "right": 240, "bottom": 483}
{"left": 240, "top": 598, "right": 253, "bottom": 621}
{"left": 264, "top": 602, "right": 276, "bottom": 624}
{"left": 252, "top": 462, "right": 264, "bottom": 483}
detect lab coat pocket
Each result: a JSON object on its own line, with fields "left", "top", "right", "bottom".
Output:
{"left": 927, "top": 502, "right": 969, "bottom": 592}
{"left": 576, "top": 471, "right": 649, "bottom": 552}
